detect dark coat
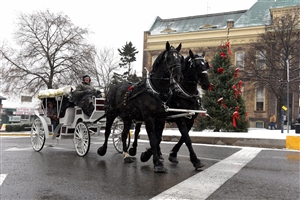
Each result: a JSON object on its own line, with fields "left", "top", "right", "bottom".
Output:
{"left": 72, "top": 82, "right": 101, "bottom": 116}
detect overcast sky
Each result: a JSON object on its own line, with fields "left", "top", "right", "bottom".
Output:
{"left": 0, "top": 0, "right": 257, "bottom": 107}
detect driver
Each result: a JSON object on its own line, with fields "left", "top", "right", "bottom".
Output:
{"left": 72, "top": 75, "right": 102, "bottom": 117}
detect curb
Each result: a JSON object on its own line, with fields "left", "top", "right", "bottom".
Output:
{"left": 0, "top": 133, "right": 31, "bottom": 136}
{"left": 286, "top": 135, "right": 300, "bottom": 150}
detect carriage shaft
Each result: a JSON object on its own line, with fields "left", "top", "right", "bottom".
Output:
{"left": 167, "top": 113, "right": 195, "bottom": 119}
{"left": 165, "top": 108, "right": 207, "bottom": 114}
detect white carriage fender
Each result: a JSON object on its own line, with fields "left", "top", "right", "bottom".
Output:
{"left": 34, "top": 110, "right": 50, "bottom": 139}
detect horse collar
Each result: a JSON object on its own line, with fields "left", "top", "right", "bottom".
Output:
{"left": 146, "top": 75, "right": 172, "bottom": 102}
{"left": 174, "top": 83, "right": 200, "bottom": 99}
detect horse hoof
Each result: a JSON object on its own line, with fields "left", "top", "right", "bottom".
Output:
{"left": 97, "top": 147, "right": 106, "bottom": 156}
{"left": 140, "top": 151, "right": 152, "bottom": 162}
{"left": 128, "top": 147, "right": 137, "bottom": 156}
{"left": 154, "top": 165, "right": 168, "bottom": 173}
{"left": 124, "top": 156, "right": 134, "bottom": 163}
{"left": 168, "top": 155, "right": 178, "bottom": 164}
{"left": 194, "top": 159, "right": 205, "bottom": 170}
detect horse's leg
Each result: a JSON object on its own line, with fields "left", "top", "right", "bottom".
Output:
{"left": 176, "top": 119, "right": 205, "bottom": 170}
{"left": 122, "top": 119, "right": 134, "bottom": 163}
{"left": 140, "top": 125, "right": 164, "bottom": 162}
{"left": 142, "top": 119, "right": 166, "bottom": 173}
{"left": 97, "top": 114, "right": 116, "bottom": 156}
{"left": 129, "top": 122, "right": 142, "bottom": 156}
{"left": 168, "top": 135, "right": 184, "bottom": 164}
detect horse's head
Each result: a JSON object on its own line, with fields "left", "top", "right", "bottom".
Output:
{"left": 163, "top": 42, "right": 184, "bottom": 83}
{"left": 189, "top": 50, "right": 210, "bottom": 90}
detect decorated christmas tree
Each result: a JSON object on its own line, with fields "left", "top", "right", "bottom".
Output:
{"left": 195, "top": 42, "right": 249, "bottom": 132}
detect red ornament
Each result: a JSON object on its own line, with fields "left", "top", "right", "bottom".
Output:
{"left": 209, "top": 83, "right": 214, "bottom": 91}
{"left": 234, "top": 68, "right": 240, "bottom": 77}
{"left": 238, "top": 80, "right": 243, "bottom": 90}
{"left": 220, "top": 52, "right": 227, "bottom": 58}
{"left": 200, "top": 113, "right": 206, "bottom": 117}
{"left": 217, "top": 67, "right": 224, "bottom": 74}
{"left": 232, "top": 111, "right": 240, "bottom": 128}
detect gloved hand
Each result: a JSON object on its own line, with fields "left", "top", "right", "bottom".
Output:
{"left": 96, "top": 90, "right": 102, "bottom": 98}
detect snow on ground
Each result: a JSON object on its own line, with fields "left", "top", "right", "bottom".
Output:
{"left": 139, "top": 127, "right": 297, "bottom": 139}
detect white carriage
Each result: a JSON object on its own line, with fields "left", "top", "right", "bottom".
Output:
{"left": 30, "top": 86, "right": 127, "bottom": 156}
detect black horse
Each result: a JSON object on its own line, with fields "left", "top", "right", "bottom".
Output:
{"left": 97, "top": 41, "right": 184, "bottom": 173}
{"left": 128, "top": 50, "right": 210, "bottom": 170}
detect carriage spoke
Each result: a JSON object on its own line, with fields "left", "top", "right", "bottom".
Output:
{"left": 74, "top": 122, "right": 90, "bottom": 156}
{"left": 30, "top": 118, "right": 46, "bottom": 152}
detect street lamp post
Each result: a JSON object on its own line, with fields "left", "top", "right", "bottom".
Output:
{"left": 287, "top": 59, "right": 289, "bottom": 133}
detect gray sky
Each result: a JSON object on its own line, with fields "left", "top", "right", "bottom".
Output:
{"left": 0, "top": 0, "right": 257, "bottom": 107}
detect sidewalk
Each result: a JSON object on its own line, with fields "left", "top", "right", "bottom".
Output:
{"left": 1, "top": 128, "right": 299, "bottom": 150}
{"left": 138, "top": 128, "right": 300, "bottom": 150}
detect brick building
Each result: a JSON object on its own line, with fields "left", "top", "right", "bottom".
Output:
{"left": 142, "top": 0, "right": 300, "bottom": 128}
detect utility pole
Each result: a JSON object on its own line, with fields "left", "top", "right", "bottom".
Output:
{"left": 287, "top": 59, "right": 289, "bottom": 133}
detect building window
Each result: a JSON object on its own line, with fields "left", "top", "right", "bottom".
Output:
{"left": 236, "top": 51, "right": 244, "bottom": 69}
{"left": 256, "top": 87, "right": 264, "bottom": 111}
{"left": 257, "top": 51, "right": 266, "bottom": 69}
{"left": 256, "top": 121, "right": 264, "bottom": 128}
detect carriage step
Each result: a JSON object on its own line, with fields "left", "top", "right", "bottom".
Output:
{"left": 52, "top": 124, "right": 64, "bottom": 140}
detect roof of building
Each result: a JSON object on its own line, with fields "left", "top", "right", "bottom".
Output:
{"left": 0, "top": 95, "right": 7, "bottom": 100}
{"left": 148, "top": 0, "right": 300, "bottom": 35}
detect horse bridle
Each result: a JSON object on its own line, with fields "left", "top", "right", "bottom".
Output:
{"left": 173, "top": 55, "right": 207, "bottom": 98}
{"left": 164, "top": 48, "right": 183, "bottom": 74}
{"left": 145, "top": 48, "right": 182, "bottom": 101}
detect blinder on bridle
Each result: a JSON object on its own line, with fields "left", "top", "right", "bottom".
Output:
{"left": 163, "top": 47, "right": 183, "bottom": 73}
{"left": 190, "top": 56, "right": 208, "bottom": 74}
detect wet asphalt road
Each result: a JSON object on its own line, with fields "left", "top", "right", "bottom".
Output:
{"left": 1, "top": 136, "right": 299, "bottom": 200}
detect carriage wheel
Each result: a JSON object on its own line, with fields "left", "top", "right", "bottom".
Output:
{"left": 74, "top": 122, "right": 90, "bottom": 157}
{"left": 30, "top": 118, "right": 46, "bottom": 152}
{"left": 112, "top": 119, "right": 131, "bottom": 153}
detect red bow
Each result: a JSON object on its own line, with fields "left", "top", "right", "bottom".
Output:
{"left": 232, "top": 85, "right": 239, "bottom": 99}
{"left": 220, "top": 52, "right": 227, "bottom": 58}
{"left": 217, "top": 97, "right": 224, "bottom": 104}
{"left": 232, "top": 111, "right": 239, "bottom": 128}
{"left": 217, "top": 97, "right": 228, "bottom": 108}
{"left": 234, "top": 68, "right": 240, "bottom": 77}
{"left": 209, "top": 83, "right": 214, "bottom": 91}
{"left": 226, "top": 41, "right": 232, "bottom": 55}
{"left": 217, "top": 67, "right": 224, "bottom": 74}
{"left": 238, "top": 80, "right": 243, "bottom": 90}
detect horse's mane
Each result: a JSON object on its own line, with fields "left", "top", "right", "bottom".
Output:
{"left": 151, "top": 50, "right": 166, "bottom": 74}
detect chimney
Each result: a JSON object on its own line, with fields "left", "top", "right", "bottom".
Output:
{"left": 227, "top": 19, "right": 234, "bottom": 29}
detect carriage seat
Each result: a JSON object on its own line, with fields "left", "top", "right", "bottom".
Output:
{"left": 44, "top": 116, "right": 51, "bottom": 125}
{"left": 44, "top": 116, "right": 54, "bottom": 132}
{"left": 59, "top": 107, "right": 75, "bottom": 125}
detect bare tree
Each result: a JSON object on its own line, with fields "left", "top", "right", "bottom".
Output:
{"left": 0, "top": 10, "right": 95, "bottom": 96}
{"left": 88, "top": 47, "right": 120, "bottom": 96}
{"left": 242, "top": 9, "right": 300, "bottom": 120}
